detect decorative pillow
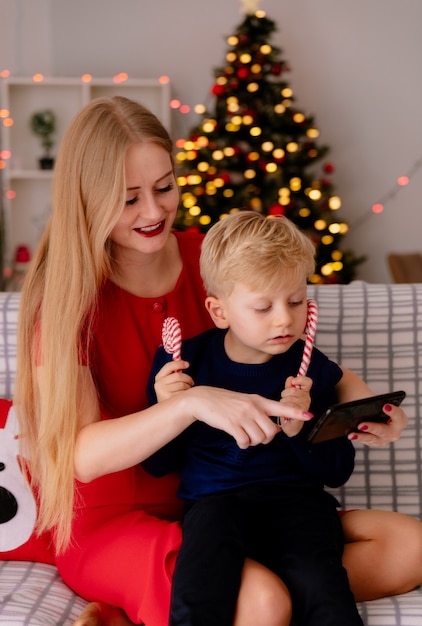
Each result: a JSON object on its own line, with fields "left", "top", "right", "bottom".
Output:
{"left": 0, "top": 399, "right": 54, "bottom": 564}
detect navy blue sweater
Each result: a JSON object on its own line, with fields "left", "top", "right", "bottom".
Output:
{"left": 143, "top": 328, "right": 355, "bottom": 503}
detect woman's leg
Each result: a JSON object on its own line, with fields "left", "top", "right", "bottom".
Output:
{"left": 72, "top": 559, "right": 292, "bottom": 626}
{"left": 234, "top": 558, "right": 292, "bottom": 626}
{"left": 342, "top": 509, "right": 422, "bottom": 602}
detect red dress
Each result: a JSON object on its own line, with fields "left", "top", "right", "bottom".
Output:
{"left": 56, "top": 231, "right": 212, "bottom": 626}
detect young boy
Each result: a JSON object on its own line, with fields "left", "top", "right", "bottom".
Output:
{"left": 143, "top": 211, "right": 367, "bottom": 626}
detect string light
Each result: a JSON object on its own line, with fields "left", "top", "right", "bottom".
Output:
{"left": 374, "top": 163, "right": 420, "bottom": 211}
{"left": 112, "top": 73, "right": 128, "bottom": 83}
{"left": 351, "top": 154, "right": 422, "bottom": 229}
{"left": 4, "top": 67, "right": 416, "bottom": 242}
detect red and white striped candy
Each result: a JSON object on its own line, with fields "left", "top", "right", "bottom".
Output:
{"left": 298, "top": 299, "right": 318, "bottom": 377}
{"left": 162, "top": 316, "right": 182, "bottom": 361}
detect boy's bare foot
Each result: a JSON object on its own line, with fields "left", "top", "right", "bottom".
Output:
{"left": 72, "top": 602, "right": 136, "bottom": 626}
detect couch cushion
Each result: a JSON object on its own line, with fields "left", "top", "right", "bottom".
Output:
{"left": 357, "top": 586, "right": 422, "bottom": 625}
{"left": 0, "top": 292, "right": 20, "bottom": 400}
{"left": 0, "top": 561, "right": 88, "bottom": 624}
{"left": 0, "top": 284, "right": 421, "bottom": 626}
{"left": 307, "top": 282, "right": 422, "bottom": 518}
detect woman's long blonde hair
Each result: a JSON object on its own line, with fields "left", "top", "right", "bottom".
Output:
{"left": 14, "top": 96, "right": 173, "bottom": 553}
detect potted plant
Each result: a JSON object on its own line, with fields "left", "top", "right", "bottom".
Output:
{"left": 30, "top": 109, "right": 56, "bottom": 170}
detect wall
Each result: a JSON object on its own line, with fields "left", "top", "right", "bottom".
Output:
{"left": 1, "top": 0, "right": 421, "bottom": 283}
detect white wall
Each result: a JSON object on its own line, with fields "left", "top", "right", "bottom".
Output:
{"left": 1, "top": 0, "right": 422, "bottom": 283}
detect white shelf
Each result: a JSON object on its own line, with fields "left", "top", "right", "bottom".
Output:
{"left": 0, "top": 76, "right": 171, "bottom": 269}
{"left": 7, "top": 170, "right": 54, "bottom": 180}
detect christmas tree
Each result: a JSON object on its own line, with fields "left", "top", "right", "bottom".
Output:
{"left": 174, "top": 5, "right": 364, "bottom": 284}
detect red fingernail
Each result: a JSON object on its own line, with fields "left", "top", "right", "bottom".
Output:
{"left": 359, "top": 424, "right": 369, "bottom": 431}
{"left": 384, "top": 404, "right": 392, "bottom": 412}
{"left": 350, "top": 434, "right": 358, "bottom": 440}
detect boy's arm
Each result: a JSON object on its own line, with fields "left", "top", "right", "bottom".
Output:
{"left": 142, "top": 349, "right": 192, "bottom": 477}
{"left": 141, "top": 433, "right": 186, "bottom": 477}
{"left": 283, "top": 359, "right": 356, "bottom": 487}
{"left": 335, "top": 367, "right": 374, "bottom": 402}
{"left": 154, "top": 359, "right": 194, "bottom": 402}
{"left": 286, "top": 433, "right": 356, "bottom": 487}
{"left": 279, "top": 375, "right": 312, "bottom": 436}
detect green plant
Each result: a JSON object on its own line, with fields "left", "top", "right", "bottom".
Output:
{"left": 30, "top": 109, "right": 56, "bottom": 156}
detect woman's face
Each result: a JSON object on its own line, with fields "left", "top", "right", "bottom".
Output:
{"left": 110, "top": 142, "right": 179, "bottom": 255}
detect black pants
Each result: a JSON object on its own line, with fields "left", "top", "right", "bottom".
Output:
{"left": 169, "top": 483, "right": 363, "bottom": 626}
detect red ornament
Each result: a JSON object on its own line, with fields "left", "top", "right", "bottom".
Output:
{"left": 268, "top": 204, "right": 285, "bottom": 216}
{"left": 326, "top": 274, "right": 339, "bottom": 285}
{"left": 212, "top": 84, "right": 226, "bottom": 96}
{"left": 323, "top": 162, "right": 335, "bottom": 174}
{"left": 15, "top": 245, "right": 31, "bottom": 263}
{"left": 272, "top": 64, "right": 282, "bottom": 76}
{"left": 243, "top": 109, "right": 255, "bottom": 118}
{"left": 237, "top": 68, "right": 249, "bottom": 80}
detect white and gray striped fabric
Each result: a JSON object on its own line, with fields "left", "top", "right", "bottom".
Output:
{"left": 0, "top": 562, "right": 87, "bottom": 625}
{"left": 307, "top": 282, "right": 422, "bottom": 625}
{"left": 1, "top": 283, "right": 422, "bottom": 625}
{"left": 308, "top": 282, "right": 422, "bottom": 520}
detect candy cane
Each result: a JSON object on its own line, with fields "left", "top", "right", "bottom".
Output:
{"left": 298, "top": 299, "right": 318, "bottom": 377}
{"left": 162, "top": 316, "right": 182, "bottom": 361}
{"left": 279, "top": 298, "right": 318, "bottom": 427}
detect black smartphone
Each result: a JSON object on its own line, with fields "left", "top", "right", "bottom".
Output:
{"left": 307, "top": 390, "right": 406, "bottom": 444}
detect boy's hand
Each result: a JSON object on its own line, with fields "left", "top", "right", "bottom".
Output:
{"left": 279, "top": 375, "right": 313, "bottom": 437}
{"left": 154, "top": 360, "right": 193, "bottom": 402}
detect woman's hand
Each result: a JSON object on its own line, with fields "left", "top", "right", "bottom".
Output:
{"left": 154, "top": 360, "right": 193, "bottom": 402}
{"left": 336, "top": 367, "right": 409, "bottom": 447}
{"left": 184, "top": 385, "right": 313, "bottom": 449}
{"left": 279, "top": 375, "right": 313, "bottom": 437}
{"left": 348, "top": 403, "right": 408, "bottom": 447}
{"left": 74, "top": 378, "right": 312, "bottom": 482}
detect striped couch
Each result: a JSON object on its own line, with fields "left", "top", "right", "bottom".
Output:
{"left": 1, "top": 282, "right": 422, "bottom": 625}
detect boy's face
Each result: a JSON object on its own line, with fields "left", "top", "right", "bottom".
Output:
{"left": 206, "top": 274, "right": 308, "bottom": 364}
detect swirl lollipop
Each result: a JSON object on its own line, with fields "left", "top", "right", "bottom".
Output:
{"left": 162, "top": 316, "right": 182, "bottom": 361}
{"left": 298, "top": 299, "right": 318, "bottom": 377}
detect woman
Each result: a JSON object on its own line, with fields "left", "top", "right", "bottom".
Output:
{"left": 14, "top": 96, "right": 422, "bottom": 626}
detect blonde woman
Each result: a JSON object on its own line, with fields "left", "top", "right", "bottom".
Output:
{"left": 14, "top": 96, "right": 422, "bottom": 626}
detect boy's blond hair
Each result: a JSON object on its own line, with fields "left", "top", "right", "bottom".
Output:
{"left": 200, "top": 211, "right": 315, "bottom": 297}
